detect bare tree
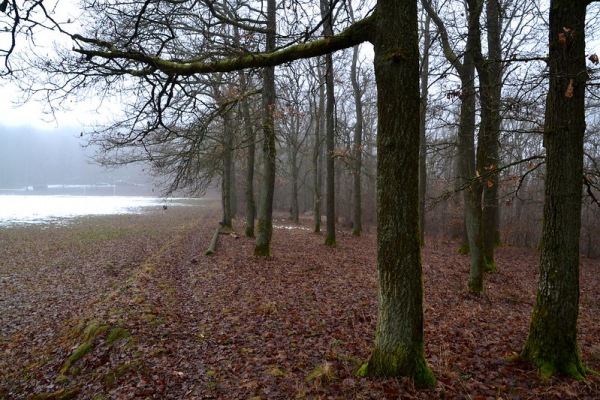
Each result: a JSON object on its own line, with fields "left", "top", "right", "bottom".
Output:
{"left": 423, "top": 0, "right": 486, "bottom": 292}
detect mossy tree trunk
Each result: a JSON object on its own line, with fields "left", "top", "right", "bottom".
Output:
{"left": 461, "top": 0, "right": 485, "bottom": 292}
{"left": 351, "top": 44, "right": 363, "bottom": 237}
{"left": 521, "top": 0, "right": 590, "bottom": 380}
{"left": 458, "top": 68, "right": 484, "bottom": 293}
{"left": 240, "top": 71, "right": 256, "bottom": 238}
{"left": 472, "top": 0, "right": 502, "bottom": 271}
{"left": 233, "top": 23, "right": 257, "bottom": 238}
{"left": 483, "top": 0, "right": 502, "bottom": 262}
{"left": 230, "top": 152, "right": 238, "bottom": 217}
{"left": 220, "top": 109, "right": 234, "bottom": 229}
{"left": 254, "top": 0, "right": 276, "bottom": 257}
{"left": 312, "top": 68, "right": 324, "bottom": 233}
{"left": 321, "top": 0, "right": 337, "bottom": 247}
{"left": 358, "top": 0, "right": 435, "bottom": 387}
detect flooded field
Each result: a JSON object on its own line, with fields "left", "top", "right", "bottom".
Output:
{"left": 0, "top": 195, "right": 203, "bottom": 226}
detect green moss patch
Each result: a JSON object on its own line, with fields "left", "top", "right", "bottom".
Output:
{"left": 458, "top": 243, "right": 470, "bottom": 255}
{"left": 28, "top": 387, "right": 80, "bottom": 400}
{"left": 105, "top": 327, "right": 130, "bottom": 346}
{"left": 102, "top": 361, "right": 141, "bottom": 385}
{"left": 59, "top": 321, "right": 130, "bottom": 377}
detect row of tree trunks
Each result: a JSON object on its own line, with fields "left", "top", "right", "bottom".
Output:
{"left": 79, "top": 0, "right": 589, "bottom": 384}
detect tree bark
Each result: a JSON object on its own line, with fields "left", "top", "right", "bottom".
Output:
{"left": 351, "top": 45, "right": 363, "bottom": 236}
{"left": 313, "top": 69, "right": 324, "bottom": 233}
{"left": 230, "top": 152, "right": 238, "bottom": 218}
{"left": 458, "top": 1, "right": 485, "bottom": 292}
{"left": 240, "top": 71, "right": 256, "bottom": 238}
{"left": 220, "top": 105, "right": 234, "bottom": 229}
{"left": 521, "top": 0, "right": 588, "bottom": 380}
{"left": 483, "top": 0, "right": 502, "bottom": 259}
{"left": 458, "top": 69, "right": 485, "bottom": 293}
{"left": 321, "top": 0, "right": 337, "bottom": 247}
{"left": 419, "top": 13, "right": 431, "bottom": 245}
{"left": 289, "top": 137, "right": 300, "bottom": 224}
{"left": 254, "top": 0, "right": 276, "bottom": 257}
{"left": 358, "top": 0, "right": 435, "bottom": 387}
{"left": 473, "top": 0, "right": 502, "bottom": 271}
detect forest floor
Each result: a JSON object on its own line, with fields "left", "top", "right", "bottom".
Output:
{"left": 1, "top": 200, "right": 599, "bottom": 400}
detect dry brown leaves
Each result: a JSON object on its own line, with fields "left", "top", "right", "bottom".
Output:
{"left": 1, "top": 204, "right": 599, "bottom": 399}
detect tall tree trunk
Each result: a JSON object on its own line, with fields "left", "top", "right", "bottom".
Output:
{"left": 230, "top": 152, "right": 237, "bottom": 217}
{"left": 424, "top": 0, "right": 485, "bottom": 292}
{"left": 462, "top": 0, "right": 485, "bottom": 292}
{"left": 484, "top": 0, "right": 502, "bottom": 256}
{"left": 521, "top": 0, "right": 588, "bottom": 380}
{"left": 473, "top": 0, "right": 502, "bottom": 271}
{"left": 240, "top": 71, "right": 256, "bottom": 238}
{"left": 358, "top": 0, "right": 435, "bottom": 386}
{"left": 419, "top": 13, "right": 431, "bottom": 245}
{"left": 232, "top": 20, "right": 256, "bottom": 238}
{"left": 458, "top": 65, "right": 485, "bottom": 293}
{"left": 351, "top": 45, "right": 363, "bottom": 236}
{"left": 313, "top": 62, "right": 325, "bottom": 233}
{"left": 321, "top": 0, "right": 336, "bottom": 247}
{"left": 289, "top": 143, "right": 300, "bottom": 223}
{"left": 221, "top": 110, "right": 234, "bottom": 229}
{"left": 254, "top": 0, "right": 276, "bottom": 256}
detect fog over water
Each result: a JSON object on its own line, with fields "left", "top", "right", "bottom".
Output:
{"left": 0, "top": 125, "right": 199, "bottom": 226}
{"left": 0, "top": 195, "right": 200, "bottom": 227}
{"left": 0, "top": 125, "right": 150, "bottom": 191}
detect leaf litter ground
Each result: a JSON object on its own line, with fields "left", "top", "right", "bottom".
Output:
{"left": 1, "top": 201, "right": 599, "bottom": 399}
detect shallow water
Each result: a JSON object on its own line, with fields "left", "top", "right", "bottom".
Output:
{"left": 0, "top": 195, "right": 199, "bottom": 227}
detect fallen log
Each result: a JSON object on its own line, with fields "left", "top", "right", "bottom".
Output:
{"left": 205, "top": 227, "right": 221, "bottom": 255}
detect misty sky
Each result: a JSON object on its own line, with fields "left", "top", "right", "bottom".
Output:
{"left": 0, "top": 125, "right": 150, "bottom": 189}
{"left": 0, "top": 80, "right": 112, "bottom": 130}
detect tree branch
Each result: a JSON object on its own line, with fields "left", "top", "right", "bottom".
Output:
{"left": 72, "top": 14, "right": 374, "bottom": 77}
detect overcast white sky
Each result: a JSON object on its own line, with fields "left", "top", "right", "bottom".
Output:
{"left": 0, "top": 79, "right": 116, "bottom": 130}
{"left": 0, "top": 84, "right": 100, "bottom": 130}
{"left": 0, "top": 1, "right": 88, "bottom": 129}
